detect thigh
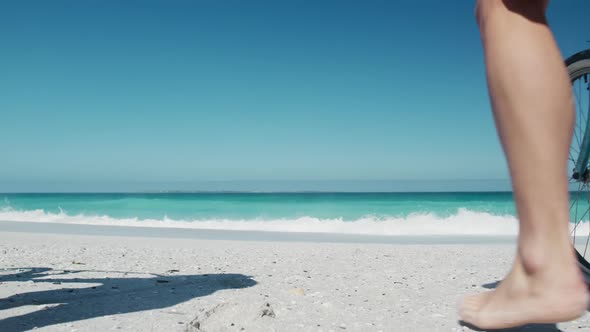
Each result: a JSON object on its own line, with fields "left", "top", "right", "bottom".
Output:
{"left": 476, "top": 0, "right": 549, "bottom": 27}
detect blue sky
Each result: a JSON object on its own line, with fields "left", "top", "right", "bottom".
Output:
{"left": 1, "top": 1, "right": 589, "bottom": 192}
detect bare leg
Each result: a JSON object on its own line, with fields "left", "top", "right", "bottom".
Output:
{"left": 459, "top": 0, "right": 589, "bottom": 329}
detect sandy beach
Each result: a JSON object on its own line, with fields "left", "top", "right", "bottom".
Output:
{"left": 0, "top": 222, "right": 589, "bottom": 332}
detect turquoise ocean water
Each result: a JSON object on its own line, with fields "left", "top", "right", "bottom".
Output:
{"left": 0, "top": 192, "right": 585, "bottom": 236}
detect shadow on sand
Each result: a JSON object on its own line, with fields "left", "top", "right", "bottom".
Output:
{"left": 459, "top": 321, "right": 564, "bottom": 332}
{"left": 0, "top": 267, "right": 257, "bottom": 331}
{"left": 482, "top": 281, "right": 501, "bottom": 290}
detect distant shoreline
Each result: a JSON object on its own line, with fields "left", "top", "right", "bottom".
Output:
{"left": 0, "top": 179, "right": 516, "bottom": 193}
{"left": 0, "top": 191, "right": 516, "bottom": 194}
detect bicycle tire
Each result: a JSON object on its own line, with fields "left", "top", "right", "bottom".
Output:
{"left": 566, "top": 49, "right": 590, "bottom": 284}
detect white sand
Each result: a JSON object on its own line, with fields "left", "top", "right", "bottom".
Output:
{"left": 0, "top": 226, "right": 589, "bottom": 331}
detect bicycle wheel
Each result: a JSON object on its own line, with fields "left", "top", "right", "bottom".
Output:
{"left": 566, "top": 49, "right": 590, "bottom": 283}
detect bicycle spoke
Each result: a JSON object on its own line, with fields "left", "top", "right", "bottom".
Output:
{"left": 572, "top": 183, "right": 583, "bottom": 238}
{"left": 583, "top": 78, "right": 589, "bottom": 127}
{"left": 584, "top": 197, "right": 590, "bottom": 257}
{"left": 573, "top": 80, "right": 584, "bottom": 147}
{"left": 577, "top": 78, "right": 584, "bottom": 122}
{"left": 571, "top": 188, "right": 579, "bottom": 210}
{"left": 576, "top": 183, "right": 590, "bottom": 257}
{"left": 572, "top": 186, "right": 590, "bottom": 253}
{"left": 587, "top": 78, "right": 590, "bottom": 148}
{"left": 574, "top": 191, "right": 581, "bottom": 234}
{"left": 572, "top": 144, "right": 580, "bottom": 154}
{"left": 574, "top": 81, "right": 590, "bottom": 258}
{"left": 574, "top": 125, "right": 582, "bottom": 150}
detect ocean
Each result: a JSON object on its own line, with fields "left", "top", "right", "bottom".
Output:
{"left": 0, "top": 192, "right": 586, "bottom": 236}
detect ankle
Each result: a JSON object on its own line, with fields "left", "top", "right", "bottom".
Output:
{"left": 517, "top": 232, "right": 575, "bottom": 275}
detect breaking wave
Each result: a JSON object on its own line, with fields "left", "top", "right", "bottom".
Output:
{"left": 0, "top": 206, "right": 529, "bottom": 236}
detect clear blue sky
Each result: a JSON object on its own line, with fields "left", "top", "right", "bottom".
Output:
{"left": 1, "top": 1, "right": 589, "bottom": 192}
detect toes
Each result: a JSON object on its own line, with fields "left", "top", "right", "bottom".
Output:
{"left": 459, "top": 301, "right": 477, "bottom": 314}
{"left": 458, "top": 293, "right": 491, "bottom": 327}
{"left": 459, "top": 299, "right": 479, "bottom": 319}
{"left": 462, "top": 295, "right": 480, "bottom": 306}
{"left": 460, "top": 292, "right": 490, "bottom": 310}
{"left": 459, "top": 306, "right": 481, "bottom": 327}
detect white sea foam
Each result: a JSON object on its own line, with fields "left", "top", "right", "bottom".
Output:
{"left": 0, "top": 206, "right": 535, "bottom": 236}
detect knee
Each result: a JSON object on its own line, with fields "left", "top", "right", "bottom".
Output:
{"left": 475, "top": 0, "right": 498, "bottom": 28}
{"left": 475, "top": 0, "right": 511, "bottom": 29}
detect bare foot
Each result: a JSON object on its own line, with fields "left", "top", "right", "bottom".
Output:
{"left": 459, "top": 251, "right": 589, "bottom": 329}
